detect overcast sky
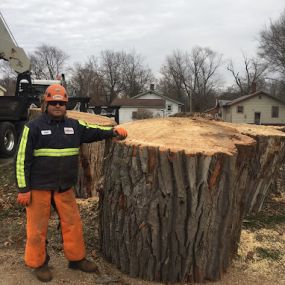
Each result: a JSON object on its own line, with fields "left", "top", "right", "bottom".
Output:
{"left": 1, "top": 0, "right": 285, "bottom": 86}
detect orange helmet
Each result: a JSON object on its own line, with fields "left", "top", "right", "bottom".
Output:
{"left": 44, "top": 84, "right": 68, "bottom": 102}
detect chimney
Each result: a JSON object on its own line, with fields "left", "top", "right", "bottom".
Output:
{"left": 150, "top": 83, "right": 155, "bottom": 91}
{"left": 250, "top": 81, "right": 257, "bottom": 94}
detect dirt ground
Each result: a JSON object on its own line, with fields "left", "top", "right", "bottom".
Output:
{"left": 0, "top": 161, "right": 284, "bottom": 285}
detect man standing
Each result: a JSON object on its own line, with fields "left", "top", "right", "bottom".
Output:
{"left": 16, "top": 84, "right": 127, "bottom": 282}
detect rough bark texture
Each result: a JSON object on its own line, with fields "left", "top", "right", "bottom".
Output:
{"left": 75, "top": 141, "right": 106, "bottom": 198}
{"left": 99, "top": 117, "right": 285, "bottom": 283}
{"left": 28, "top": 108, "right": 115, "bottom": 198}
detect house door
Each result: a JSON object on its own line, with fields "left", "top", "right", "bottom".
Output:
{"left": 254, "top": 112, "right": 261, "bottom": 125}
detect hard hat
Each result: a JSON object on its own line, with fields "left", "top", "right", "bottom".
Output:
{"left": 44, "top": 84, "right": 68, "bottom": 102}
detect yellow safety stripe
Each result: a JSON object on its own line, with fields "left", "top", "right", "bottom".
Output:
{"left": 16, "top": 126, "right": 30, "bottom": 188}
{"left": 33, "top": 148, "right": 80, "bottom": 157}
{"left": 78, "top": 120, "right": 112, "bottom": 131}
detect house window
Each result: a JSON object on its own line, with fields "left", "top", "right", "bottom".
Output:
{"left": 167, "top": 104, "right": 172, "bottom": 111}
{"left": 237, "top": 106, "right": 244, "bottom": 113}
{"left": 272, "top": 106, "right": 279, "bottom": 118}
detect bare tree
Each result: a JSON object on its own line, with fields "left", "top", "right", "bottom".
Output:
{"left": 70, "top": 50, "right": 153, "bottom": 105}
{"left": 69, "top": 56, "right": 105, "bottom": 104}
{"left": 100, "top": 50, "right": 126, "bottom": 104}
{"left": 160, "top": 47, "right": 222, "bottom": 112}
{"left": 263, "top": 77, "right": 285, "bottom": 99}
{"left": 159, "top": 52, "right": 188, "bottom": 109}
{"left": 122, "top": 51, "right": 153, "bottom": 98}
{"left": 259, "top": 10, "right": 285, "bottom": 76}
{"left": 227, "top": 54, "right": 268, "bottom": 95}
{"left": 158, "top": 76, "right": 186, "bottom": 106}
{"left": 30, "top": 44, "right": 69, "bottom": 80}
{"left": 100, "top": 50, "right": 153, "bottom": 104}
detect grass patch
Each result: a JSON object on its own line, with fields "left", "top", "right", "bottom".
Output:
{"left": 255, "top": 247, "right": 283, "bottom": 261}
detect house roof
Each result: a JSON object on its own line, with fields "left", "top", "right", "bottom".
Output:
{"left": 222, "top": 91, "right": 285, "bottom": 107}
{"left": 111, "top": 98, "right": 166, "bottom": 108}
{"left": 133, "top": 90, "right": 184, "bottom": 105}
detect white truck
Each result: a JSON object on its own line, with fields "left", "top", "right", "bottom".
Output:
{"left": 0, "top": 12, "right": 89, "bottom": 157}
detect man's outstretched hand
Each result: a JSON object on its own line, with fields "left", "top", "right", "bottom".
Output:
{"left": 17, "top": 192, "right": 31, "bottom": 206}
{"left": 113, "top": 127, "right": 128, "bottom": 141}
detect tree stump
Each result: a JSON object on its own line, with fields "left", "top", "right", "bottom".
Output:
{"left": 28, "top": 108, "right": 116, "bottom": 198}
{"left": 99, "top": 117, "right": 285, "bottom": 283}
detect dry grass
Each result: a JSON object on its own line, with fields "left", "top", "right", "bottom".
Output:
{"left": 233, "top": 194, "right": 285, "bottom": 284}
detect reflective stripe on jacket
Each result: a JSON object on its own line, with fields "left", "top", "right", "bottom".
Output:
{"left": 15, "top": 113, "right": 114, "bottom": 193}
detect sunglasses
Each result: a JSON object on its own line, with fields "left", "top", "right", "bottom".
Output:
{"left": 48, "top": 101, "right": 67, "bottom": 106}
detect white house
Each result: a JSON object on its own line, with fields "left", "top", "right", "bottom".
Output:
{"left": 111, "top": 98, "right": 165, "bottom": 123}
{"left": 0, "top": 85, "right": 6, "bottom": 96}
{"left": 111, "top": 85, "right": 184, "bottom": 123}
{"left": 132, "top": 85, "right": 184, "bottom": 115}
{"left": 209, "top": 91, "right": 285, "bottom": 125}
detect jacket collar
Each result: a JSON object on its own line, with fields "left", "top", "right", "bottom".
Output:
{"left": 42, "top": 112, "right": 66, "bottom": 125}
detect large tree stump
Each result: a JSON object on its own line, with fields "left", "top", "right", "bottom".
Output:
{"left": 28, "top": 109, "right": 115, "bottom": 198}
{"left": 99, "top": 117, "right": 285, "bottom": 283}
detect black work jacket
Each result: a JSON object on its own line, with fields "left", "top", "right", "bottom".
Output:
{"left": 15, "top": 113, "right": 114, "bottom": 193}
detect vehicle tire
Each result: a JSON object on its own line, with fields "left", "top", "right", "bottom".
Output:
{"left": 0, "top": 122, "right": 17, "bottom": 158}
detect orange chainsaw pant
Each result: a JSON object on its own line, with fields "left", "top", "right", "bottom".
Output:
{"left": 25, "top": 189, "right": 86, "bottom": 268}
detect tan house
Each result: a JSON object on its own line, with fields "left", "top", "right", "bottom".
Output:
{"left": 0, "top": 85, "right": 6, "bottom": 96}
{"left": 210, "top": 91, "right": 285, "bottom": 125}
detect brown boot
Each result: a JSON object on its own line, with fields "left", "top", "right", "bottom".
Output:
{"left": 34, "top": 264, "right": 53, "bottom": 282}
{"left": 68, "top": 258, "right": 99, "bottom": 273}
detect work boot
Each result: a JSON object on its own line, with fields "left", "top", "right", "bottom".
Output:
{"left": 34, "top": 264, "right": 53, "bottom": 282}
{"left": 68, "top": 258, "right": 99, "bottom": 273}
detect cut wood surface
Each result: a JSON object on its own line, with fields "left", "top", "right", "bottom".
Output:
{"left": 121, "top": 117, "right": 285, "bottom": 155}
{"left": 66, "top": 110, "right": 116, "bottom": 126}
{"left": 100, "top": 117, "right": 285, "bottom": 283}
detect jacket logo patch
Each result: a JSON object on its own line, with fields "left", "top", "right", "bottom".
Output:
{"left": 41, "top": 130, "right": 52, "bottom": 135}
{"left": 64, "top": 127, "right": 74, "bottom": 134}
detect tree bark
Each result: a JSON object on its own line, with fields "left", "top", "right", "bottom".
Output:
{"left": 75, "top": 141, "right": 106, "bottom": 198}
{"left": 99, "top": 117, "right": 285, "bottom": 283}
